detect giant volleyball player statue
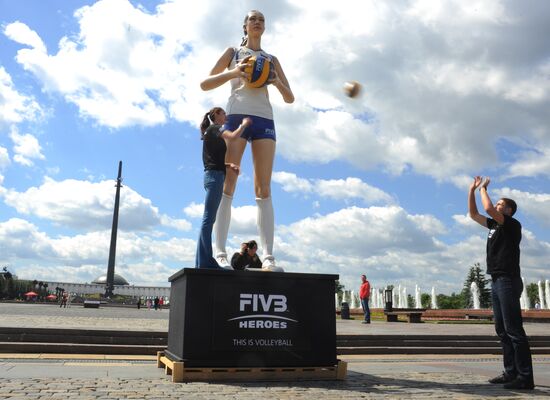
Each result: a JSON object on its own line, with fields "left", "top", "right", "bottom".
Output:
{"left": 200, "top": 10, "right": 294, "bottom": 272}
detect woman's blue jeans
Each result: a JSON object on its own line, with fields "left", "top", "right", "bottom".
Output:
{"left": 195, "top": 170, "right": 225, "bottom": 269}
{"left": 491, "top": 275, "right": 534, "bottom": 383}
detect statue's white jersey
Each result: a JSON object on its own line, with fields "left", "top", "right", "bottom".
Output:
{"left": 226, "top": 46, "right": 274, "bottom": 120}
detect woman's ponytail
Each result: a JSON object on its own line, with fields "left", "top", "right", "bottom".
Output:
{"left": 200, "top": 112, "right": 211, "bottom": 137}
{"left": 199, "top": 107, "right": 224, "bottom": 138}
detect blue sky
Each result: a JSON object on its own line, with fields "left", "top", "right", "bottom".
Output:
{"left": 1, "top": 0, "right": 549, "bottom": 294}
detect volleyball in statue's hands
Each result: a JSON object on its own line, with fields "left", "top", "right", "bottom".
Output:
{"left": 243, "top": 55, "right": 275, "bottom": 88}
{"left": 343, "top": 81, "right": 362, "bottom": 98}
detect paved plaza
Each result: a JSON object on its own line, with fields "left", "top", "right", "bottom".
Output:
{"left": 1, "top": 302, "right": 549, "bottom": 399}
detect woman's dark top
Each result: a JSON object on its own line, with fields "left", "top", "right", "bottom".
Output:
{"left": 202, "top": 124, "right": 226, "bottom": 172}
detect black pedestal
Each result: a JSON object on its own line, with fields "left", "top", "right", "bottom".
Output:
{"left": 166, "top": 268, "right": 338, "bottom": 368}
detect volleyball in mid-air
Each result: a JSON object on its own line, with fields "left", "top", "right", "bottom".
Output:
{"left": 244, "top": 55, "right": 274, "bottom": 88}
{"left": 343, "top": 80, "right": 362, "bottom": 98}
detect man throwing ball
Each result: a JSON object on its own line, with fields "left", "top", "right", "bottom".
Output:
{"left": 468, "top": 176, "right": 534, "bottom": 390}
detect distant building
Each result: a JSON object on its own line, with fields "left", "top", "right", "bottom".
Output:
{"left": 43, "top": 277, "right": 170, "bottom": 300}
{"left": 92, "top": 273, "right": 130, "bottom": 286}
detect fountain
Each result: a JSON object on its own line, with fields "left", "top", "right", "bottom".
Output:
{"left": 392, "top": 287, "right": 397, "bottom": 309}
{"left": 335, "top": 293, "right": 339, "bottom": 310}
{"left": 520, "top": 277, "right": 530, "bottom": 311}
{"left": 397, "top": 285, "right": 402, "bottom": 308}
{"left": 401, "top": 287, "right": 408, "bottom": 308}
{"left": 351, "top": 290, "right": 358, "bottom": 308}
{"left": 470, "top": 281, "right": 480, "bottom": 309}
{"left": 431, "top": 286, "right": 438, "bottom": 309}
{"left": 546, "top": 280, "right": 550, "bottom": 310}
{"left": 415, "top": 285, "right": 421, "bottom": 309}
{"left": 538, "top": 281, "right": 546, "bottom": 309}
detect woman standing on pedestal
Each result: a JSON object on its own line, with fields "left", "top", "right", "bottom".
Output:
{"left": 200, "top": 10, "right": 294, "bottom": 272}
{"left": 195, "top": 107, "right": 251, "bottom": 269}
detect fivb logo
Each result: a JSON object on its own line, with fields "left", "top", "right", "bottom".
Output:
{"left": 229, "top": 293, "right": 297, "bottom": 329}
{"left": 239, "top": 293, "right": 287, "bottom": 313}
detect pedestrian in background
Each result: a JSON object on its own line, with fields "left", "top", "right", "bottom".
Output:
{"left": 359, "top": 275, "right": 371, "bottom": 324}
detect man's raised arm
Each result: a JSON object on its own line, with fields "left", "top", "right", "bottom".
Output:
{"left": 469, "top": 176, "right": 488, "bottom": 227}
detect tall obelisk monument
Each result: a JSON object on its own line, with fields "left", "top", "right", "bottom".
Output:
{"left": 105, "top": 161, "right": 122, "bottom": 298}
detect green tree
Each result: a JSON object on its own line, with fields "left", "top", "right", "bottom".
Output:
{"left": 461, "top": 263, "right": 491, "bottom": 308}
{"left": 526, "top": 282, "right": 539, "bottom": 308}
{"left": 335, "top": 280, "right": 345, "bottom": 295}
{"left": 407, "top": 294, "right": 413, "bottom": 308}
{"left": 421, "top": 293, "right": 431, "bottom": 308}
{"left": 437, "top": 292, "right": 466, "bottom": 309}
{"left": 7, "top": 277, "right": 16, "bottom": 299}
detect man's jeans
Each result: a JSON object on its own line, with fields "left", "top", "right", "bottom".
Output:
{"left": 492, "top": 275, "right": 534, "bottom": 383}
{"left": 195, "top": 170, "right": 224, "bottom": 269}
{"left": 361, "top": 298, "right": 370, "bottom": 322}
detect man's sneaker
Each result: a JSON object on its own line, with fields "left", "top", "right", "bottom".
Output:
{"left": 261, "top": 257, "right": 284, "bottom": 272}
{"left": 503, "top": 377, "right": 534, "bottom": 390}
{"left": 488, "top": 372, "right": 516, "bottom": 384}
{"left": 216, "top": 256, "right": 230, "bottom": 268}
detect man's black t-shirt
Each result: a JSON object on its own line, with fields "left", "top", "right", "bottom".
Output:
{"left": 231, "top": 252, "right": 262, "bottom": 270}
{"left": 202, "top": 124, "right": 226, "bottom": 171}
{"left": 486, "top": 215, "right": 521, "bottom": 277}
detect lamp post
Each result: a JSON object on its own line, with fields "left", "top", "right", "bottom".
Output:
{"left": 384, "top": 288, "right": 393, "bottom": 312}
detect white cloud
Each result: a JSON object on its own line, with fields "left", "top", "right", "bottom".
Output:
{"left": 1, "top": 177, "right": 190, "bottom": 231}
{"left": 183, "top": 202, "right": 258, "bottom": 235}
{"left": 0, "top": 218, "right": 195, "bottom": 286}
{"left": 271, "top": 204, "right": 463, "bottom": 292}
{"left": 316, "top": 177, "right": 393, "bottom": 204}
{"left": 4, "top": 0, "right": 550, "bottom": 180}
{"left": 0, "top": 218, "right": 54, "bottom": 260}
{"left": 273, "top": 171, "right": 393, "bottom": 205}
{"left": 0, "top": 66, "right": 43, "bottom": 126}
{"left": 272, "top": 171, "right": 313, "bottom": 194}
{"left": 2, "top": 0, "right": 216, "bottom": 128}
{"left": 279, "top": 205, "right": 442, "bottom": 256}
{"left": 0, "top": 146, "right": 10, "bottom": 169}
{"left": 159, "top": 215, "right": 191, "bottom": 231}
{"left": 271, "top": 0, "right": 550, "bottom": 179}
{"left": 183, "top": 202, "right": 203, "bottom": 218}
{"left": 452, "top": 213, "right": 479, "bottom": 231}
{"left": 449, "top": 174, "right": 474, "bottom": 191}
{"left": 273, "top": 205, "right": 548, "bottom": 293}
{"left": 504, "top": 145, "right": 550, "bottom": 179}
{"left": 3, "top": 21, "right": 47, "bottom": 52}
{"left": 495, "top": 187, "right": 550, "bottom": 226}
{"left": 9, "top": 127, "right": 45, "bottom": 166}
{"left": 229, "top": 205, "right": 258, "bottom": 235}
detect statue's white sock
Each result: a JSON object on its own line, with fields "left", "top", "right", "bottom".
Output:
{"left": 214, "top": 193, "right": 232, "bottom": 258}
{"left": 256, "top": 196, "right": 274, "bottom": 261}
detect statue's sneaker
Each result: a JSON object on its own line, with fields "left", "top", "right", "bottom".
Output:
{"left": 216, "top": 256, "right": 230, "bottom": 269}
{"left": 261, "top": 257, "right": 284, "bottom": 272}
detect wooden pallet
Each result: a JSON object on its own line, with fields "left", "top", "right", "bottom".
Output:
{"left": 157, "top": 351, "right": 347, "bottom": 382}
